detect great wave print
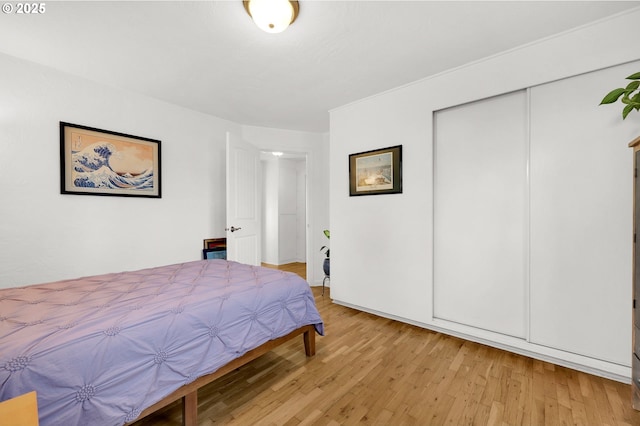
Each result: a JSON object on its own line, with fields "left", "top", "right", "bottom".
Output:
{"left": 61, "top": 122, "right": 160, "bottom": 197}
{"left": 72, "top": 142, "right": 154, "bottom": 191}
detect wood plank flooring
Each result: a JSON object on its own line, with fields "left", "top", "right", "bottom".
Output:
{"left": 261, "top": 262, "right": 307, "bottom": 280}
{"left": 132, "top": 263, "right": 640, "bottom": 425}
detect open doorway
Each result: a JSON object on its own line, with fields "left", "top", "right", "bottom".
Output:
{"left": 260, "top": 151, "right": 307, "bottom": 280}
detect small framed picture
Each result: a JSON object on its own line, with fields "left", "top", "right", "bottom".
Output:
{"left": 349, "top": 145, "right": 402, "bottom": 196}
{"left": 203, "top": 238, "right": 227, "bottom": 260}
{"left": 60, "top": 122, "right": 161, "bottom": 198}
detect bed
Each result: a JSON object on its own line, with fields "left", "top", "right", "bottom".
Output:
{"left": 0, "top": 259, "right": 324, "bottom": 425}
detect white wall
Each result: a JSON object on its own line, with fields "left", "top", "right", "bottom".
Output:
{"left": 242, "top": 126, "right": 330, "bottom": 286}
{"left": 0, "top": 53, "right": 331, "bottom": 290}
{"left": 0, "top": 53, "right": 239, "bottom": 288}
{"left": 330, "top": 9, "right": 640, "bottom": 381}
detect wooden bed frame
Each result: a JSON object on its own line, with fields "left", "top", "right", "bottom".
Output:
{"left": 128, "top": 324, "right": 317, "bottom": 426}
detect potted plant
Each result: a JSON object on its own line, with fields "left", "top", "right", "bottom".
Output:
{"left": 600, "top": 72, "right": 640, "bottom": 119}
{"left": 320, "top": 229, "right": 330, "bottom": 277}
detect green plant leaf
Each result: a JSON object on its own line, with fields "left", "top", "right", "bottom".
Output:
{"left": 323, "top": 229, "right": 330, "bottom": 239}
{"left": 625, "top": 80, "right": 640, "bottom": 91}
{"left": 623, "top": 104, "right": 634, "bottom": 119}
{"left": 600, "top": 88, "right": 626, "bottom": 104}
{"left": 626, "top": 72, "right": 640, "bottom": 80}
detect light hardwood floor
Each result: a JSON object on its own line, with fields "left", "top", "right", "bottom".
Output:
{"left": 133, "top": 264, "right": 640, "bottom": 425}
{"left": 261, "top": 262, "right": 307, "bottom": 280}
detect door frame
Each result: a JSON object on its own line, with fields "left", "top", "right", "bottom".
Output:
{"left": 260, "top": 150, "right": 312, "bottom": 282}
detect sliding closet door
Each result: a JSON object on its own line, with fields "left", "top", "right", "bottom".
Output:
{"left": 529, "top": 65, "right": 633, "bottom": 365}
{"left": 434, "top": 91, "right": 527, "bottom": 338}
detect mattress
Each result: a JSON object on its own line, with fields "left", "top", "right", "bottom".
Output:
{"left": 0, "top": 260, "right": 324, "bottom": 425}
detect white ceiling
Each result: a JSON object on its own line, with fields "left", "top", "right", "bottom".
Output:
{"left": 0, "top": 1, "right": 638, "bottom": 133}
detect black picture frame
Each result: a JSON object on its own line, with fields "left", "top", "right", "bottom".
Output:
{"left": 60, "top": 122, "right": 161, "bottom": 198}
{"left": 349, "top": 145, "right": 402, "bottom": 196}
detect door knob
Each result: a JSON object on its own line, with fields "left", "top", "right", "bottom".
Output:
{"left": 225, "top": 226, "right": 242, "bottom": 232}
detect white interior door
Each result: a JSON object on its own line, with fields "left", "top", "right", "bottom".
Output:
{"left": 226, "top": 132, "right": 261, "bottom": 265}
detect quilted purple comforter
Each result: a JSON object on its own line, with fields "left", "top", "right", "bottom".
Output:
{"left": 0, "top": 260, "right": 324, "bottom": 425}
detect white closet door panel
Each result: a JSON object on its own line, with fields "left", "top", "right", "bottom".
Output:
{"left": 434, "top": 91, "right": 527, "bottom": 338}
{"left": 529, "top": 64, "right": 633, "bottom": 365}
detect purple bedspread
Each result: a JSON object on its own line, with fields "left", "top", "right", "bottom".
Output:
{"left": 0, "top": 260, "right": 324, "bottom": 425}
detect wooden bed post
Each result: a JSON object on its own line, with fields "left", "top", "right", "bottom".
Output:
{"left": 182, "top": 391, "right": 198, "bottom": 426}
{"left": 303, "top": 327, "right": 316, "bottom": 356}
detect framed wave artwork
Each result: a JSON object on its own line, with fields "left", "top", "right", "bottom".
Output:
{"left": 60, "top": 122, "right": 161, "bottom": 198}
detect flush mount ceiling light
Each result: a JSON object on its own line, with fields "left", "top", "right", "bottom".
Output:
{"left": 243, "top": 0, "right": 300, "bottom": 34}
